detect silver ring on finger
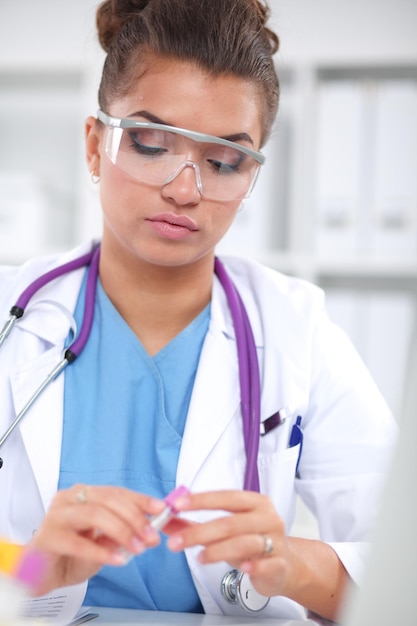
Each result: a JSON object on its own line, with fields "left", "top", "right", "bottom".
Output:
{"left": 261, "top": 534, "right": 274, "bottom": 556}
{"left": 76, "top": 486, "right": 89, "bottom": 504}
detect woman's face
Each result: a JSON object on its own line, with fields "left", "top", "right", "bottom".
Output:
{"left": 86, "top": 57, "right": 263, "bottom": 270}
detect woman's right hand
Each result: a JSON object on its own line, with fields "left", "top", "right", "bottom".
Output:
{"left": 27, "top": 484, "right": 166, "bottom": 595}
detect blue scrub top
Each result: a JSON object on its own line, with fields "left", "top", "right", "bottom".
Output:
{"left": 59, "top": 271, "right": 209, "bottom": 611}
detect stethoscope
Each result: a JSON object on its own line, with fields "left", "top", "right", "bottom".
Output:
{"left": 0, "top": 243, "right": 269, "bottom": 612}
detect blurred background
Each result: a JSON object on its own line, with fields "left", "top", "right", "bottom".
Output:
{"left": 0, "top": 0, "right": 416, "bottom": 533}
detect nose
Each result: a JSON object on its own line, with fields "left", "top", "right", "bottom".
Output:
{"left": 161, "top": 161, "right": 202, "bottom": 205}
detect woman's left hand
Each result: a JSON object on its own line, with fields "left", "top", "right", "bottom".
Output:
{"left": 165, "top": 489, "right": 349, "bottom": 622}
{"left": 165, "top": 489, "right": 292, "bottom": 599}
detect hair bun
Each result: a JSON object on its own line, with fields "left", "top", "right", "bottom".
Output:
{"left": 252, "top": 0, "right": 279, "bottom": 54}
{"left": 96, "top": 0, "right": 149, "bottom": 52}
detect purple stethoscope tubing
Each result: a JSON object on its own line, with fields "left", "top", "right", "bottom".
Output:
{"left": 68, "top": 246, "right": 100, "bottom": 358}
{"left": 214, "top": 258, "right": 260, "bottom": 492}
{"left": 14, "top": 249, "right": 98, "bottom": 312}
{"left": 0, "top": 247, "right": 261, "bottom": 491}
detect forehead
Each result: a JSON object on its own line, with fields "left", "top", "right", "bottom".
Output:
{"left": 110, "top": 57, "right": 263, "bottom": 147}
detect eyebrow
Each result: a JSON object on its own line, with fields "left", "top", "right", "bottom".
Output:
{"left": 128, "top": 110, "right": 255, "bottom": 146}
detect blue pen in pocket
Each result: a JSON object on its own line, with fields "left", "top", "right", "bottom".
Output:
{"left": 288, "top": 415, "right": 303, "bottom": 477}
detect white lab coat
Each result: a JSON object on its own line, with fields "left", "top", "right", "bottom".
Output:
{"left": 0, "top": 240, "right": 396, "bottom": 619}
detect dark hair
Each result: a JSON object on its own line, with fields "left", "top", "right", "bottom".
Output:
{"left": 96, "top": 0, "right": 280, "bottom": 145}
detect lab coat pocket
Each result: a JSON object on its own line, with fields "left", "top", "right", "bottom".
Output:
{"left": 258, "top": 444, "right": 301, "bottom": 521}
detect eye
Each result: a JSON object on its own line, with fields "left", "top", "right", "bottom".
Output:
{"left": 127, "top": 130, "right": 168, "bottom": 156}
{"left": 208, "top": 159, "right": 241, "bottom": 175}
{"left": 206, "top": 147, "right": 245, "bottom": 175}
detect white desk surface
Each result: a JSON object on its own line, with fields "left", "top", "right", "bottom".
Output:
{"left": 88, "top": 607, "right": 318, "bottom": 625}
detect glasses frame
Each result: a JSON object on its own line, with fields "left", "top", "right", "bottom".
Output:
{"left": 96, "top": 109, "right": 265, "bottom": 165}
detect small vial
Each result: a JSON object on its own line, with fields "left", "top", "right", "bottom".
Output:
{"left": 118, "top": 485, "right": 190, "bottom": 563}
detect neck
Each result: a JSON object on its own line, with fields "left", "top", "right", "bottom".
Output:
{"left": 98, "top": 243, "right": 214, "bottom": 355}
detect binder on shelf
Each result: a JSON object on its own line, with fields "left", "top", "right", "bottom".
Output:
{"left": 365, "top": 291, "right": 416, "bottom": 419}
{"left": 370, "top": 79, "right": 417, "bottom": 258}
{"left": 314, "top": 80, "right": 365, "bottom": 257}
{"left": 314, "top": 75, "right": 417, "bottom": 262}
{"left": 325, "top": 288, "right": 416, "bottom": 419}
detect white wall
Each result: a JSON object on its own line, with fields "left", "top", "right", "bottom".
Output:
{"left": 271, "top": 0, "right": 417, "bottom": 64}
{"left": 0, "top": 0, "right": 101, "bottom": 70}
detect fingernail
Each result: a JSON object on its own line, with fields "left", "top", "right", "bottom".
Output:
{"left": 112, "top": 549, "right": 131, "bottom": 565}
{"left": 197, "top": 550, "right": 206, "bottom": 564}
{"left": 143, "top": 524, "right": 160, "bottom": 542}
{"left": 148, "top": 498, "right": 166, "bottom": 514}
{"left": 172, "top": 495, "right": 191, "bottom": 511}
{"left": 130, "top": 537, "right": 145, "bottom": 553}
{"left": 167, "top": 534, "right": 184, "bottom": 551}
{"left": 241, "top": 560, "right": 253, "bottom": 573}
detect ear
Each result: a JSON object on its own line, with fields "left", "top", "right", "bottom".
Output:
{"left": 85, "top": 116, "right": 102, "bottom": 177}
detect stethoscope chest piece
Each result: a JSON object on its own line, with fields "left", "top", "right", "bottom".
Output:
{"left": 221, "top": 569, "right": 270, "bottom": 612}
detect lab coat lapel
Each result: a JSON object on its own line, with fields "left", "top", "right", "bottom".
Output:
{"left": 7, "top": 247, "right": 89, "bottom": 513}
{"left": 176, "top": 276, "right": 241, "bottom": 488}
{"left": 11, "top": 345, "right": 66, "bottom": 513}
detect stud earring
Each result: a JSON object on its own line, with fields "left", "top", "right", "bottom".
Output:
{"left": 91, "top": 172, "right": 100, "bottom": 184}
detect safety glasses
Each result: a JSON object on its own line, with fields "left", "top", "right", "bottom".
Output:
{"left": 97, "top": 110, "right": 265, "bottom": 201}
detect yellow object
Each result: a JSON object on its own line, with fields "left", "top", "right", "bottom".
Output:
{"left": 0, "top": 539, "right": 24, "bottom": 575}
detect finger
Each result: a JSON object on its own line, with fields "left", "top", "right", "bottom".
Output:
{"left": 67, "top": 484, "right": 165, "bottom": 524}
{"left": 60, "top": 485, "right": 165, "bottom": 542}
{"left": 241, "top": 554, "right": 290, "bottom": 598}
{"left": 167, "top": 490, "right": 282, "bottom": 557}
{"left": 173, "top": 489, "right": 274, "bottom": 515}
{"left": 34, "top": 524, "right": 131, "bottom": 567}
{"left": 167, "top": 504, "right": 283, "bottom": 551}
{"left": 38, "top": 488, "right": 163, "bottom": 559}
{"left": 197, "top": 532, "right": 274, "bottom": 566}
{"left": 34, "top": 504, "right": 148, "bottom": 565}
{"left": 162, "top": 517, "right": 196, "bottom": 535}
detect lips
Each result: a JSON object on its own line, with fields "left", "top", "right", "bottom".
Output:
{"left": 146, "top": 212, "right": 199, "bottom": 241}
{"left": 149, "top": 213, "right": 198, "bottom": 231}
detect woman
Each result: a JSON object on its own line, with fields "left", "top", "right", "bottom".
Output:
{"left": 0, "top": 0, "right": 396, "bottom": 621}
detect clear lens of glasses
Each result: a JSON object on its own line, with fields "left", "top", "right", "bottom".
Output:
{"left": 104, "top": 125, "right": 261, "bottom": 201}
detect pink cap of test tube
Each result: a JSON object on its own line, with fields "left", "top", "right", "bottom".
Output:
{"left": 164, "top": 485, "right": 190, "bottom": 514}
{"left": 14, "top": 550, "right": 47, "bottom": 590}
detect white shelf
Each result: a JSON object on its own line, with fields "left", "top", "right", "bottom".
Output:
{"left": 243, "top": 252, "right": 417, "bottom": 281}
